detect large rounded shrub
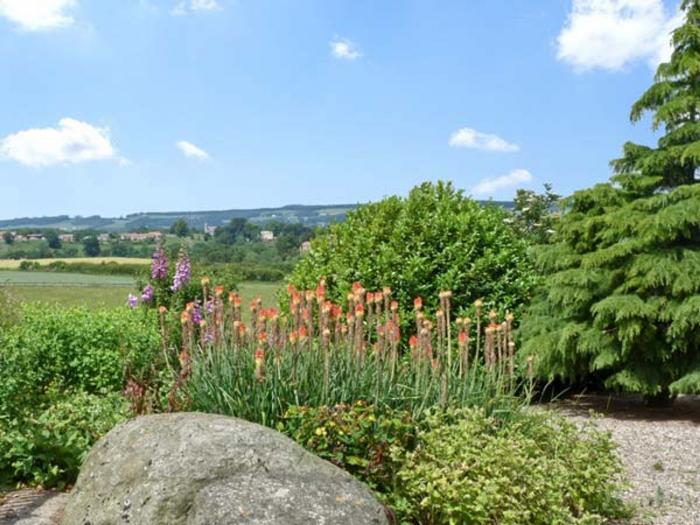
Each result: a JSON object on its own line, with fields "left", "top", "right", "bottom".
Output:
{"left": 289, "top": 181, "right": 536, "bottom": 319}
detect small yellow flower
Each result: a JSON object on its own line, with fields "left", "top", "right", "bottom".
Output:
{"left": 314, "top": 427, "right": 327, "bottom": 437}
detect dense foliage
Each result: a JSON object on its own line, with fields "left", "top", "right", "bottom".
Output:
{"left": 289, "top": 181, "right": 536, "bottom": 329}
{"left": 0, "top": 305, "right": 160, "bottom": 486}
{"left": 283, "top": 404, "right": 626, "bottom": 525}
{"left": 522, "top": 1, "right": 700, "bottom": 400}
{"left": 391, "top": 408, "right": 626, "bottom": 524}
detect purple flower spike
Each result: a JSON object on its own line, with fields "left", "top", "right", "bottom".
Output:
{"left": 171, "top": 249, "right": 191, "bottom": 291}
{"left": 191, "top": 303, "right": 203, "bottom": 324}
{"left": 141, "top": 284, "right": 154, "bottom": 302}
{"left": 151, "top": 248, "right": 168, "bottom": 280}
{"left": 127, "top": 294, "right": 138, "bottom": 309}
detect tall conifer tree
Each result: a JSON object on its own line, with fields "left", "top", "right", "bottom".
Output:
{"left": 522, "top": 0, "right": 700, "bottom": 401}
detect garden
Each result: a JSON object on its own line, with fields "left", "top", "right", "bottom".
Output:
{"left": 3, "top": 4, "right": 700, "bottom": 523}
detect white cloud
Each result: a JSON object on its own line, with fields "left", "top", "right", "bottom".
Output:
{"left": 472, "top": 169, "right": 532, "bottom": 196}
{"left": 557, "top": 0, "right": 684, "bottom": 71}
{"left": 330, "top": 37, "right": 362, "bottom": 60}
{"left": 0, "top": 0, "right": 77, "bottom": 31}
{"left": 0, "top": 118, "right": 120, "bottom": 168}
{"left": 176, "top": 140, "right": 210, "bottom": 160}
{"left": 171, "top": 0, "right": 221, "bottom": 15}
{"left": 449, "top": 128, "right": 519, "bottom": 153}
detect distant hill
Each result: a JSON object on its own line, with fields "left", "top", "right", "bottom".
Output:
{"left": 0, "top": 201, "right": 513, "bottom": 233}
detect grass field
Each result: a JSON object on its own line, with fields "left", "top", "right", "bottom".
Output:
{"left": 1, "top": 277, "right": 281, "bottom": 310}
{"left": 0, "top": 270, "right": 136, "bottom": 286}
{"left": 0, "top": 257, "right": 150, "bottom": 269}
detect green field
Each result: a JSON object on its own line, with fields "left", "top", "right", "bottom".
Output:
{"left": 1, "top": 272, "right": 281, "bottom": 310}
{"left": 0, "top": 270, "right": 136, "bottom": 286}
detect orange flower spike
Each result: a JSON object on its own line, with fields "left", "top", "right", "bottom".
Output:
{"left": 186, "top": 302, "right": 194, "bottom": 312}
{"left": 383, "top": 286, "right": 392, "bottom": 296}
{"left": 180, "top": 311, "right": 190, "bottom": 324}
{"left": 459, "top": 331, "right": 468, "bottom": 345}
{"left": 352, "top": 281, "right": 363, "bottom": 295}
{"left": 305, "top": 290, "right": 314, "bottom": 303}
{"left": 366, "top": 292, "right": 375, "bottom": 304}
{"left": 413, "top": 297, "right": 423, "bottom": 311}
{"left": 287, "top": 283, "right": 297, "bottom": 296}
{"left": 257, "top": 331, "right": 267, "bottom": 345}
{"left": 374, "top": 291, "right": 383, "bottom": 303}
{"left": 299, "top": 325, "right": 308, "bottom": 340}
{"left": 409, "top": 335, "right": 418, "bottom": 348}
{"left": 315, "top": 281, "right": 326, "bottom": 301}
{"left": 289, "top": 330, "right": 298, "bottom": 344}
{"left": 390, "top": 300, "right": 399, "bottom": 312}
{"left": 214, "top": 285, "right": 224, "bottom": 297}
{"left": 355, "top": 303, "right": 365, "bottom": 318}
{"left": 238, "top": 323, "right": 247, "bottom": 337}
{"left": 159, "top": 305, "right": 168, "bottom": 314}
{"left": 291, "top": 291, "right": 301, "bottom": 307}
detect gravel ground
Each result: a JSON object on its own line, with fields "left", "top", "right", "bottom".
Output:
{"left": 548, "top": 394, "right": 700, "bottom": 525}
{"left": 0, "top": 490, "right": 67, "bottom": 525}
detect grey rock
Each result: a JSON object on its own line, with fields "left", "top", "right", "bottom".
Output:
{"left": 60, "top": 413, "right": 390, "bottom": 525}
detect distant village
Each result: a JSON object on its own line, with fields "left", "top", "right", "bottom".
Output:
{"left": 1, "top": 223, "right": 312, "bottom": 252}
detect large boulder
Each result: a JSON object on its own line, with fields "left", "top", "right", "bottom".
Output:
{"left": 60, "top": 413, "right": 390, "bottom": 525}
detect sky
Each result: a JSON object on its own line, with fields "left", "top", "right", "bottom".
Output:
{"left": 0, "top": 0, "right": 686, "bottom": 218}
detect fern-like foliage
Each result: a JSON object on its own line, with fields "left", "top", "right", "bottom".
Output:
{"left": 521, "top": 1, "right": 700, "bottom": 399}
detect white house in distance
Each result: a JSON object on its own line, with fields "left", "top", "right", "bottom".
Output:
{"left": 203, "top": 224, "right": 217, "bottom": 236}
{"left": 259, "top": 230, "right": 274, "bottom": 242}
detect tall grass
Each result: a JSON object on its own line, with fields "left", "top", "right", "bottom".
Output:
{"left": 177, "top": 280, "right": 530, "bottom": 426}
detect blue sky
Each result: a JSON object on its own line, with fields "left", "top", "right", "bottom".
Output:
{"left": 0, "top": 0, "right": 683, "bottom": 218}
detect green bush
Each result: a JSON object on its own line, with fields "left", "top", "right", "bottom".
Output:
{"left": 0, "top": 390, "right": 129, "bottom": 488}
{"left": 289, "top": 181, "right": 536, "bottom": 330}
{"left": 0, "top": 305, "right": 161, "bottom": 488}
{"left": 281, "top": 404, "right": 627, "bottom": 525}
{"left": 0, "top": 305, "right": 160, "bottom": 418}
{"left": 391, "top": 409, "right": 627, "bottom": 525}
{"left": 281, "top": 402, "right": 416, "bottom": 497}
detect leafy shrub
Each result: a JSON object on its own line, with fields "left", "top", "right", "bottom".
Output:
{"left": 0, "top": 305, "right": 160, "bottom": 488}
{"left": 0, "top": 305, "right": 160, "bottom": 419}
{"left": 390, "top": 408, "right": 627, "bottom": 525}
{"left": 0, "top": 288, "right": 20, "bottom": 332}
{"left": 281, "top": 404, "right": 626, "bottom": 524}
{"left": 281, "top": 402, "right": 416, "bottom": 497}
{"left": 289, "top": 181, "right": 536, "bottom": 332}
{"left": 0, "top": 390, "right": 129, "bottom": 488}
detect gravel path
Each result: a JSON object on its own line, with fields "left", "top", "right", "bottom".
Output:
{"left": 0, "top": 490, "right": 68, "bottom": 525}
{"left": 550, "top": 395, "right": 700, "bottom": 525}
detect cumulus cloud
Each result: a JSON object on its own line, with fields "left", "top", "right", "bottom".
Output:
{"left": 171, "top": 0, "right": 221, "bottom": 15}
{"left": 0, "top": 118, "right": 120, "bottom": 167}
{"left": 449, "top": 128, "right": 519, "bottom": 153}
{"left": 330, "top": 37, "right": 362, "bottom": 60}
{"left": 472, "top": 169, "right": 532, "bottom": 196}
{"left": 0, "top": 0, "right": 78, "bottom": 31}
{"left": 557, "top": 0, "right": 684, "bottom": 71}
{"left": 176, "top": 140, "right": 210, "bottom": 160}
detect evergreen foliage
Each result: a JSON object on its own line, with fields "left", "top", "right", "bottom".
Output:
{"left": 522, "top": 1, "right": 700, "bottom": 399}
